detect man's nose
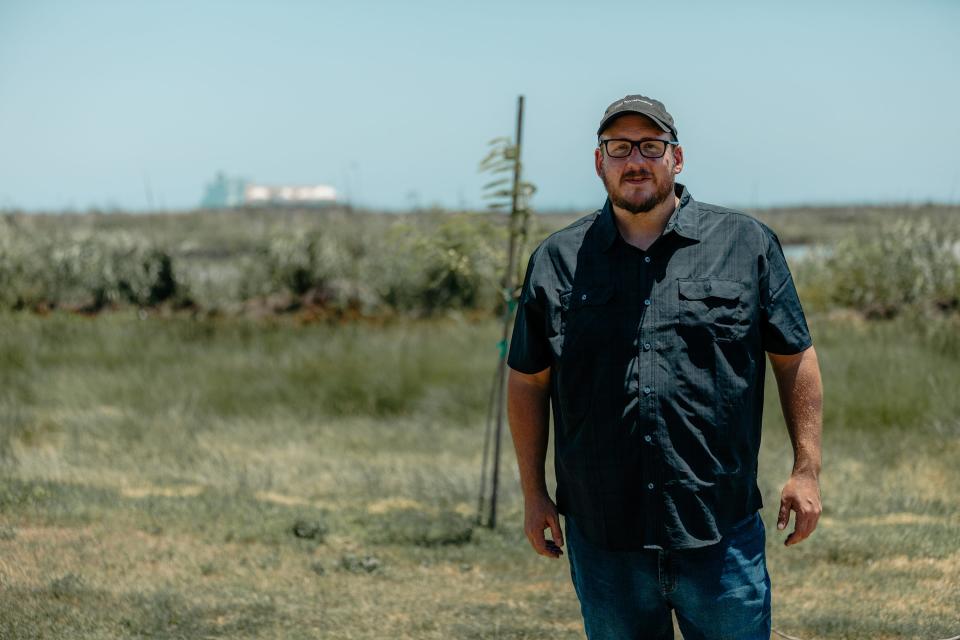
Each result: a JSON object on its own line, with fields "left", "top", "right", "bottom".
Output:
{"left": 623, "top": 146, "right": 653, "bottom": 165}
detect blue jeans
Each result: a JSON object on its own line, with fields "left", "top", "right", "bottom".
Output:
{"left": 565, "top": 511, "right": 771, "bottom": 640}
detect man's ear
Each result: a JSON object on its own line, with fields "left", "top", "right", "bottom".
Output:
{"left": 672, "top": 145, "right": 684, "bottom": 175}
{"left": 594, "top": 147, "right": 603, "bottom": 177}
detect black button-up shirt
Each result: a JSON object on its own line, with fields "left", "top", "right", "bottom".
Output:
{"left": 507, "top": 183, "right": 813, "bottom": 551}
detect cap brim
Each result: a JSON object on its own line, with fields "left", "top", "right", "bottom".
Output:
{"left": 597, "top": 110, "right": 673, "bottom": 137}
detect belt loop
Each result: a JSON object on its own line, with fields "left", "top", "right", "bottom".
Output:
{"left": 658, "top": 550, "right": 677, "bottom": 594}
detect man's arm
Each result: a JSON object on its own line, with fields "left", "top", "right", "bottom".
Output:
{"left": 768, "top": 345, "right": 823, "bottom": 546}
{"left": 506, "top": 366, "right": 564, "bottom": 559}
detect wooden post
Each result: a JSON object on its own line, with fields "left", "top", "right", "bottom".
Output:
{"left": 488, "top": 95, "right": 525, "bottom": 529}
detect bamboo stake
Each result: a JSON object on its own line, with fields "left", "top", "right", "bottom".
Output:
{"left": 488, "top": 95, "right": 525, "bottom": 529}
{"left": 476, "top": 365, "right": 499, "bottom": 525}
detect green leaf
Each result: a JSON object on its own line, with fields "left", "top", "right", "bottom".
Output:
{"left": 482, "top": 178, "right": 511, "bottom": 190}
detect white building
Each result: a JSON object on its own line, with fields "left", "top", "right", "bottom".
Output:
{"left": 244, "top": 184, "right": 338, "bottom": 206}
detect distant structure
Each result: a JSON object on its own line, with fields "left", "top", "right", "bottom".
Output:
{"left": 244, "top": 184, "right": 338, "bottom": 206}
{"left": 200, "top": 172, "right": 339, "bottom": 209}
{"left": 200, "top": 172, "right": 248, "bottom": 208}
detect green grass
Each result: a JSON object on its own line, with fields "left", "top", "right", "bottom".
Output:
{"left": 1, "top": 311, "right": 959, "bottom": 639}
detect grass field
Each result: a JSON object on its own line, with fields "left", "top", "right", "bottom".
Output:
{"left": 1, "top": 310, "right": 958, "bottom": 639}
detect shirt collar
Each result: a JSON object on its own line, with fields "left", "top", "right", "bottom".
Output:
{"left": 595, "top": 182, "right": 701, "bottom": 252}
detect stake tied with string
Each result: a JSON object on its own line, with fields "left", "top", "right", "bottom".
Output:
{"left": 477, "top": 95, "right": 536, "bottom": 529}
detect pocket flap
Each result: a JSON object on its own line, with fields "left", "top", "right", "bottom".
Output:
{"left": 678, "top": 278, "right": 743, "bottom": 301}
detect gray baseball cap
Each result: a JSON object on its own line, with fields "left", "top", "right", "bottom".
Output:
{"left": 597, "top": 94, "right": 677, "bottom": 139}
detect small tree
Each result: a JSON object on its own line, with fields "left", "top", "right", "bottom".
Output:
{"left": 476, "top": 96, "right": 536, "bottom": 529}
{"left": 479, "top": 136, "right": 537, "bottom": 294}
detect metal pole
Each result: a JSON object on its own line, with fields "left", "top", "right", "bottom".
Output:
{"left": 489, "top": 94, "right": 525, "bottom": 529}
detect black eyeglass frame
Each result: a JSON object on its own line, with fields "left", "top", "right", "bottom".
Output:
{"left": 598, "top": 137, "right": 680, "bottom": 159}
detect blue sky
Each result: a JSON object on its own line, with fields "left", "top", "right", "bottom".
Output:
{"left": 1, "top": 0, "right": 958, "bottom": 212}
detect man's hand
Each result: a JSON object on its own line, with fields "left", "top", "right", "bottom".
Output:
{"left": 768, "top": 347, "right": 823, "bottom": 547}
{"left": 507, "top": 366, "right": 562, "bottom": 558}
{"left": 777, "top": 471, "right": 822, "bottom": 546}
{"left": 524, "top": 493, "right": 564, "bottom": 559}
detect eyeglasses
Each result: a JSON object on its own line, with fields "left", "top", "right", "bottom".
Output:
{"left": 599, "top": 138, "right": 678, "bottom": 159}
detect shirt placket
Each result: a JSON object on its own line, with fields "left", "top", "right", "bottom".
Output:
{"left": 637, "top": 247, "right": 662, "bottom": 549}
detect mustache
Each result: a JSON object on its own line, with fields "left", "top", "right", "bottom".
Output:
{"left": 621, "top": 170, "right": 653, "bottom": 181}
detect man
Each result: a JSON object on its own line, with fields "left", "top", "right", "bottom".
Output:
{"left": 505, "top": 94, "right": 823, "bottom": 639}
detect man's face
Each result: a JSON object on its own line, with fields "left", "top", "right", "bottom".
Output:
{"left": 594, "top": 113, "right": 684, "bottom": 214}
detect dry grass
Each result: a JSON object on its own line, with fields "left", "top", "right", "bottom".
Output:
{"left": 1, "top": 312, "right": 959, "bottom": 639}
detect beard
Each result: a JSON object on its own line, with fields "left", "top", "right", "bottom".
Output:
{"left": 601, "top": 167, "right": 674, "bottom": 214}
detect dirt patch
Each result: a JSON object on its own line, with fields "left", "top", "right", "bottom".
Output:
{"left": 253, "top": 490, "right": 311, "bottom": 507}
{"left": 874, "top": 552, "right": 960, "bottom": 574}
{"left": 3, "top": 524, "right": 97, "bottom": 543}
{"left": 367, "top": 497, "right": 431, "bottom": 514}
{"left": 121, "top": 484, "right": 205, "bottom": 498}
{"left": 820, "top": 512, "right": 953, "bottom": 527}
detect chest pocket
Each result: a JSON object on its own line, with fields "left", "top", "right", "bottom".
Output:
{"left": 559, "top": 285, "right": 615, "bottom": 357}
{"left": 678, "top": 278, "right": 747, "bottom": 342}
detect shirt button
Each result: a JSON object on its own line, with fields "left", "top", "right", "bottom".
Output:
{"left": 643, "top": 386, "right": 652, "bottom": 395}
{"left": 643, "top": 342, "right": 651, "bottom": 351}
{"left": 644, "top": 256, "right": 651, "bottom": 263}
{"left": 643, "top": 298, "right": 651, "bottom": 306}
{"left": 644, "top": 435, "right": 652, "bottom": 443}
{"left": 647, "top": 482, "right": 655, "bottom": 490}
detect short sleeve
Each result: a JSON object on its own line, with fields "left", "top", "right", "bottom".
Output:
{"left": 760, "top": 228, "right": 813, "bottom": 355}
{"left": 507, "top": 245, "right": 551, "bottom": 374}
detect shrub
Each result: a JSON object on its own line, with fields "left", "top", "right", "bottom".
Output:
{"left": 262, "top": 230, "right": 347, "bottom": 296}
{"left": 0, "top": 222, "right": 186, "bottom": 311}
{"left": 798, "top": 217, "right": 960, "bottom": 317}
{"left": 373, "top": 214, "right": 507, "bottom": 314}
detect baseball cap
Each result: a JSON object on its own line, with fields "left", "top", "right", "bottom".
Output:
{"left": 597, "top": 94, "right": 677, "bottom": 139}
